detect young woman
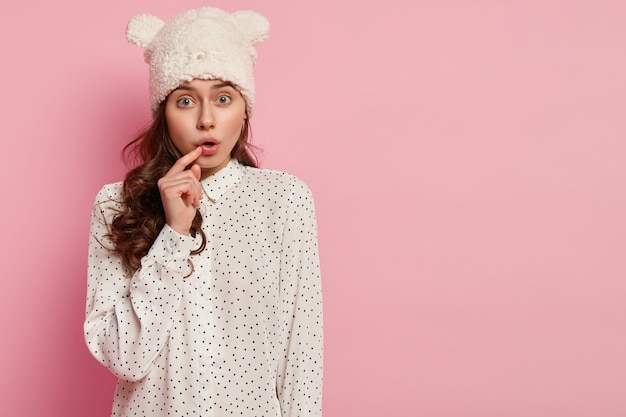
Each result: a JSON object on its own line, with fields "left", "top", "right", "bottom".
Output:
{"left": 84, "top": 7, "right": 323, "bottom": 417}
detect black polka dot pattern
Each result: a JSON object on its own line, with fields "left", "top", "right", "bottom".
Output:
{"left": 84, "top": 160, "right": 323, "bottom": 416}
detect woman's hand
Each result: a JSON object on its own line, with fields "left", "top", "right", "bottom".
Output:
{"left": 157, "top": 146, "right": 203, "bottom": 235}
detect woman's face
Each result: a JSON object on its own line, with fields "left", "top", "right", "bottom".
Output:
{"left": 165, "top": 79, "right": 247, "bottom": 179}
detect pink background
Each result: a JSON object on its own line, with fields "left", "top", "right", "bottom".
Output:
{"left": 1, "top": 1, "right": 625, "bottom": 416}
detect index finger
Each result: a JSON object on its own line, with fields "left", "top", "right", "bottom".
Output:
{"left": 166, "top": 146, "right": 202, "bottom": 175}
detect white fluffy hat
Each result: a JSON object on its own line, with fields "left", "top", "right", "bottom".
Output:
{"left": 126, "top": 7, "right": 270, "bottom": 114}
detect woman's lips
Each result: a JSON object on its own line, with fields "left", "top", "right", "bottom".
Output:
{"left": 198, "top": 140, "right": 219, "bottom": 156}
{"left": 200, "top": 142, "right": 219, "bottom": 156}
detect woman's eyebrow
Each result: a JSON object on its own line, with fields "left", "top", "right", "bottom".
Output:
{"left": 212, "top": 82, "right": 235, "bottom": 89}
{"left": 173, "top": 82, "right": 235, "bottom": 92}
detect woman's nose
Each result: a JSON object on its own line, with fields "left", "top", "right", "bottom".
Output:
{"left": 197, "top": 104, "right": 214, "bottom": 129}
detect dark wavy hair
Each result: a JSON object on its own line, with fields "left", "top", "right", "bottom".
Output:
{"left": 108, "top": 99, "right": 257, "bottom": 273}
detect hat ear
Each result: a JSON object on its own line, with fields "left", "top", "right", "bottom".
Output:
{"left": 232, "top": 11, "right": 270, "bottom": 45}
{"left": 126, "top": 14, "right": 164, "bottom": 48}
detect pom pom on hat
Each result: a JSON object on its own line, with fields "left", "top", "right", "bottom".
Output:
{"left": 126, "top": 7, "right": 269, "bottom": 115}
{"left": 231, "top": 11, "right": 270, "bottom": 45}
{"left": 126, "top": 14, "right": 165, "bottom": 49}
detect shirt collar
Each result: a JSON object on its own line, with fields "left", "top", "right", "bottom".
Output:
{"left": 200, "top": 159, "right": 245, "bottom": 203}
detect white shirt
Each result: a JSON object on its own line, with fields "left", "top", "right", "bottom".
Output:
{"left": 84, "top": 160, "right": 323, "bottom": 417}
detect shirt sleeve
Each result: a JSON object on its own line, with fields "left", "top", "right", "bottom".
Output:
{"left": 83, "top": 185, "right": 195, "bottom": 381}
{"left": 276, "top": 177, "right": 324, "bottom": 417}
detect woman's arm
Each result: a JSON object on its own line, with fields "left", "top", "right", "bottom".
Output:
{"left": 276, "top": 177, "right": 324, "bottom": 417}
{"left": 83, "top": 185, "right": 194, "bottom": 381}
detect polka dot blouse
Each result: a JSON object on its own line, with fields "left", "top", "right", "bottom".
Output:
{"left": 84, "top": 160, "right": 323, "bottom": 416}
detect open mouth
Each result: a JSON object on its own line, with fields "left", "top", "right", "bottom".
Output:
{"left": 202, "top": 141, "right": 216, "bottom": 148}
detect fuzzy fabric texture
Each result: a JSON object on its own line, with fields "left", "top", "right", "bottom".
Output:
{"left": 126, "top": 7, "right": 270, "bottom": 114}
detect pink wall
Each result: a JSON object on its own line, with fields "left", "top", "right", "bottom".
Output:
{"left": 1, "top": 1, "right": 625, "bottom": 416}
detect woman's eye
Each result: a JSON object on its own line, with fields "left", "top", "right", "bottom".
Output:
{"left": 216, "top": 95, "right": 231, "bottom": 105}
{"left": 177, "top": 97, "right": 193, "bottom": 107}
